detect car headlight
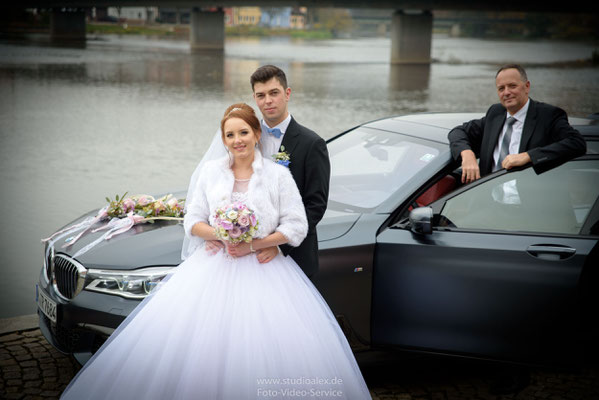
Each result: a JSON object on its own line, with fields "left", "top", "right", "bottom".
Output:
{"left": 84, "top": 267, "right": 174, "bottom": 299}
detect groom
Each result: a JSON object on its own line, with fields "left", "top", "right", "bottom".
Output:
{"left": 249, "top": 65, "right": 330, "bottom": 278}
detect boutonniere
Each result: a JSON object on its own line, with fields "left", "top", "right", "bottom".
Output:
{"left": 272, "top": 146, "right": 291, "bottom": 167}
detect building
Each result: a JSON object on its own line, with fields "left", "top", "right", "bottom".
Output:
{"left": 290, "top": 7, "right": 307, "bottom": 29}
{"left": 107, "top": 7, "right": 159, "bottom": 23}
{"left": 260, "top": 7, "right": 291, "bottom": 28}
{"left": 231, "top": 7, "right": 261, "bottom": 26}
{"left": 158, "top": 8, "right": 190, "bottom": 24}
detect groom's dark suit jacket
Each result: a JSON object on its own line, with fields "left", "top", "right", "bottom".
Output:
{"left": 448, "top": 99, "right": 586, "bottom": 176}
{"left": 278, "top": 117, "right": 330, "bottom": 278}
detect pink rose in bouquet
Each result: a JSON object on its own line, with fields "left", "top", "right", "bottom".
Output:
{"left": 122, "top": 198, "right": 136, "bottom": 213}
{"left": 213, "top": 202, "right": 259, "bottom": 244}
{"left": 167, "top": 197, "right": 181, "bottom": 211}
{"left": 153, "top": 200, "right": 166, "bottom": 215}
{"left": 237, "top": 214, "right": 250, "bottom": 227}
{"left": 229, "top": 226, "right": 242, "bottom": 239}
{"left": 220, "top": 219, "right": 233, "bottom": 231}
{"left": 137, "top": 195, "right": 151, "bottom": 206}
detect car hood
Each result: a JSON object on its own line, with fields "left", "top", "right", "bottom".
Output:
{"left": 50, "top": 211, "right": 185, "bottom": 269}
{"left": 50, "top": 207, "right": 361, "bottom": 269}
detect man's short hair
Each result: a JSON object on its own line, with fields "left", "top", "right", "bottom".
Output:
{"left": 250, "top": 65, "right": 288, "bottom": 91}
{"left": 496, "top": 64, "right": 528, "bottom": 82}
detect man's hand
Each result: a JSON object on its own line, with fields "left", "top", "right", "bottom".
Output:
{"left": 460, "top": 149, "right": 480, "bottom": 183}
{"left": 205, "top": 240, "right": 225, "bottom": 255}
{"left": 501, "top": 152, "right": 531, "bottom": 170}
{"left": 256, "top": 246, "right": 279, "bottom": 264}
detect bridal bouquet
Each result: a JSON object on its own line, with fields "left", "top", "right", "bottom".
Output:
{"left": 213, "top": 202, "right": 259, "bottom": 244}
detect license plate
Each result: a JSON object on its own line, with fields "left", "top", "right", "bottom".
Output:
{"left": 37, "top": 286, "right": 57, "bottom": 323}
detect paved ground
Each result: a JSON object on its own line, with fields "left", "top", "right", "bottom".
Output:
{"left": 357, "top": 351, "right": 599, "bottom": 400}
{"left": 0, "top": 328, "right": 80, "bottom": 399}
{"left": 1, "top": 315, "right": 598, "bottom": 399}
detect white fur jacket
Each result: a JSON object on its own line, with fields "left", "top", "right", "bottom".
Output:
{"left": 183, "top": 150, "right": 308, "bottom": 256}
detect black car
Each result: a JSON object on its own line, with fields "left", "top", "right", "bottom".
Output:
{"left": 37, "top": 112, "right": 599, "bottom": 366}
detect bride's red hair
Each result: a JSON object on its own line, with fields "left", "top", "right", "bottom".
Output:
{"left": 221, "top": 103, "right": 261, "bottom": 140}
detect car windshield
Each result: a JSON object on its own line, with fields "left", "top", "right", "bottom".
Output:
{"left": 328, "top": 127, "right": 445, "bottom": 211}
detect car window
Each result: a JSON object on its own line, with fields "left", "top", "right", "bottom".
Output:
{"left": 328, "top": 127, "right": 445, "bottom": 210}
{"left": 438, "top": 159, "right": 599, "bottom": 235}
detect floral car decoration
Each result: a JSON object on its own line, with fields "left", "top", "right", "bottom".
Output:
{"left": 42, "top": 193, "right": 185, "bottom": 258}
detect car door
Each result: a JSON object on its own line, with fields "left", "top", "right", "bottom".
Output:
{"left": 371, "top": 158, "right": 599, "bottom": 365}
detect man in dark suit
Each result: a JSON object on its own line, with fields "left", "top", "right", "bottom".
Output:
{"left": 449, "top": 64, "right": 586, "bottom": 184}
{"left": 448, "top": 66, "right": 586, "bottom": 395}
{"left": 249, "top": 65, "right": 330, "bottom": 278}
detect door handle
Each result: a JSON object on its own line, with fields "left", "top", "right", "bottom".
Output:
{"left": 526, "top": 244, "right": 576, "bottom": 260}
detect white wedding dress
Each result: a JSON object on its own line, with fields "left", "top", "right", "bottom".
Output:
{"left": 61, "top": 179, "right": 371, "bottom": 400}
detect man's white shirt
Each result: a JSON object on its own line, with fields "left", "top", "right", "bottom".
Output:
{"left": 492, "top": 99, "right": 530, "bottom": 166}
{"left": 492, "top": 99, "right": 530, "bottom": 205}
{"left": 259, "top": 114, "right": 292, "bottom": 253}
{"left": 260, "top": 114, "right": 292, "bottom": 158}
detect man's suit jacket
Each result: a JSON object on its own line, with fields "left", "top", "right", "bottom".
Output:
{"left": 448, "top": 99, "right": 586, "bottom": 176}
{"left": 277, "top": 117, "right": 330, "bottom": 278}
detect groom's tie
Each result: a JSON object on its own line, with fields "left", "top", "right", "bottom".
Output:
{"left": 267, "top": 127, "right": 283, "bottom": 138}
{"left": 494, "top": 116, "right": 517, "bottom": 171}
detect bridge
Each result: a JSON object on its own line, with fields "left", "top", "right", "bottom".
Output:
{"left": 5, "top": 1, "right": 598, "bottom": 64}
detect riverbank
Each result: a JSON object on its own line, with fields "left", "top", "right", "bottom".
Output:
{"left": 0, "top": 21, "right": 335, "bottom": 40}
{"left": 88, "top": 22, "right": 185, "bottom": 37}
{"left": 0, "top": 315, "right": 37, "bottom": 336}
{"left": 87, "top": 23, "right": 334, "bottom": 39}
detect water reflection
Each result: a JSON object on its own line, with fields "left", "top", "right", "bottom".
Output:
{"left": 223, "top": 59, "right": 261, "bottom": 94}
{"left": 1, "top": 63, "right": 88, "bottom": 83}
{"left": 190, "top": 50, "right": 225, "bottom": 91}
{"left": 49, "top": 39, "right": 87, "bottom": 49}
{"left": 29, "top": 48, "right": 224, "bottom": 90}
{"left": 83, "top": 52, "right": 227, "bottom": 90}
{"left": 389, "top": 64, "right": 431, "bottom": 91}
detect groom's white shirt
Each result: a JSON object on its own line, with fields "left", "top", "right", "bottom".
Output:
{"left": 260, "top": 114, "right": 292, "bottom": 158}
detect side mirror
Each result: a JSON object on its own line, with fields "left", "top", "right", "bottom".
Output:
{"left": 409, "top": 207, "right": 433, "bottom": 235}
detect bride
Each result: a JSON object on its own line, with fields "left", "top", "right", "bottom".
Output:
{"left": 60, "top": 103, "right": 371, "bottom": 399}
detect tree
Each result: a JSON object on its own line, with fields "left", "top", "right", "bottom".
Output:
{"left": 309, "top": 8, "right": 353, "bottom": 36}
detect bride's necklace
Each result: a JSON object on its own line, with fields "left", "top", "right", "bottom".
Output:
{"left": 232, "top": 166, "right": 253, "bottom": 182}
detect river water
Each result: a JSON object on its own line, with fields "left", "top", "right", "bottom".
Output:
{"left": 1, "top": 34, "right": 598, "bottom": 318}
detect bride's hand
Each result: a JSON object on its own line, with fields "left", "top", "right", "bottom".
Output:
{"left": 227, "top": 242, "right": 251, "bottom": 257}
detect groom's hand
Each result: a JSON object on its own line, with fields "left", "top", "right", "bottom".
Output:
{"left": 257, "top": 246, "right": 279, "bottom": 264}
{"left": 205, "top": 240, "right": 225, "bottom": 255}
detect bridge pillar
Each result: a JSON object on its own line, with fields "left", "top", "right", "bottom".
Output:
{"left": 50, "top": 8, "right": 86, "bottom": 42}
{"left": 190, "top": 8, "right": 224, "bottom": 51}
{"left": 390, "top": 10, "right": 432, "bottom": 64}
